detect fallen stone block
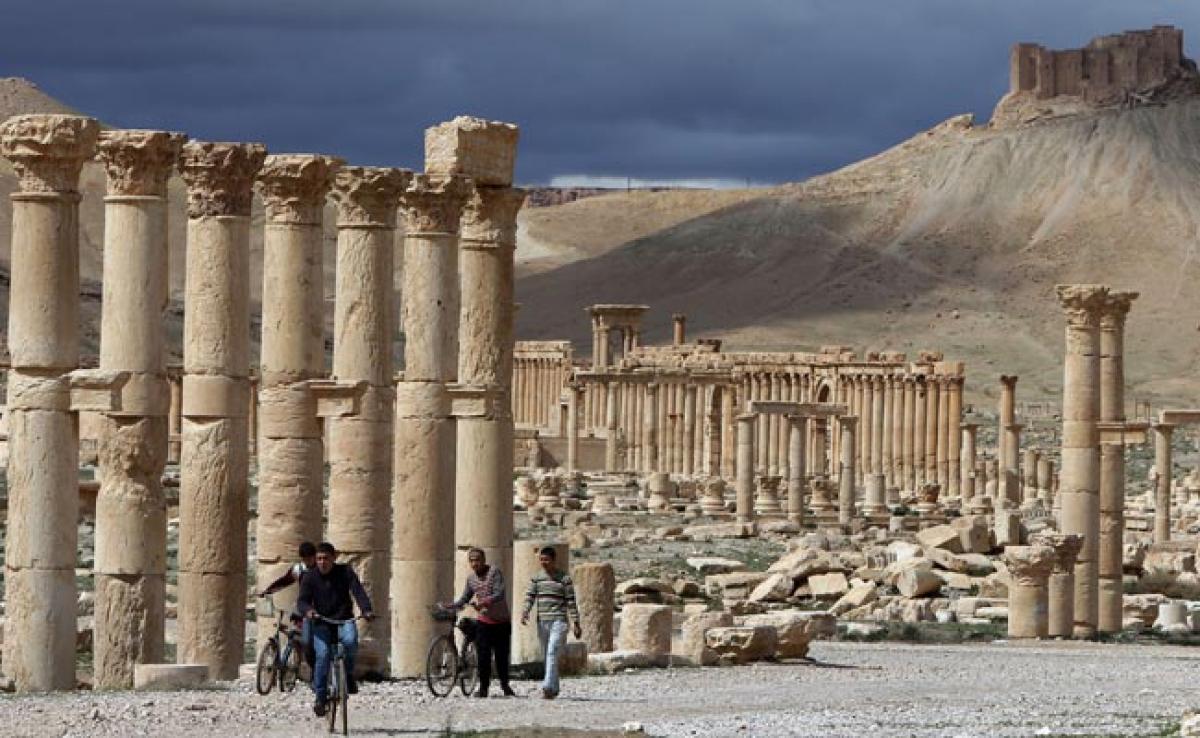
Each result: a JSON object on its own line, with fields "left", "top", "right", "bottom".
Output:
{"left": 134, "top": 664, "right": 209, "bottom": 691}
{"left": 896, "top": 567, "right": 943, "bottom": 598}
{"left": 830, "top": 583, "right": 878, "bottom": 616}
{"left": 807, "top": 571, "right": 850, "bottom": 599}
{"left": 916, "top": 524, "right": 963, "bottom": 554}
{"left": 705, "top": 626, "right": 777, "bottom": 665}
{"left": 586, "top": 650, "right": 669, "bottom": 674}
{"left": 741, "top": 611, "right": 834, "bottom": 659}
{"left": 678, "top": 611, "right": 733, "bottom": 666}
{"left": 616, "top": 603, "right": 672, "bottom": 655}
{"left": 686, "top": 557, "right": 747, "bottom": 576}
{"left": 748, "top": 572, "right": 795, "bottom": 603}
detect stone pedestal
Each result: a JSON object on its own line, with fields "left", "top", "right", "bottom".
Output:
{"left": 1032, "top": 533, "right": 1083, "bottom": 638}
{"left": 573, "top": 562, "right": 615, "bottom": 653}
{"left": 1056, "top": 284, "right": 1107, "bottom": 638}
{"left": 1, "top": 114, "right": 101, "bottom": 692}
{"left": 93, "top": 129, "right": 184, "bottom": 689}
{"left": 328, "top": 166, "right": 410, "bottom": 676}
{"left": 392, "top": 173, "right": 471, "bottom": 677}
{"left": 177, "top": 140, "right": 266, "bottom": 679}
{"left": 754, "top": 475, "right": 782, "bottom": 515}
{"left": 254, "top": 154, "right": 339, "bottom": 652}
{"left": 646, "top": 471, "right": 671, "bottom": 511}
{"left": 1004, "top": 545, "right": 1055, "bottom": 639}
{"left": 701, "top": 476, "right": 727, "bottom": 515}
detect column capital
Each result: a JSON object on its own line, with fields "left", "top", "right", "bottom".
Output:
{"left": 1030, "top": 533, "right": 1083, "bottom": 574}
{"left": 96, "top": 129, "right": 186, "bottom": 197}
{"left": 330, "top": 166, "right": 411, "bottom": 228}
{"left": 461, "top": 186, "right": 526, "bottom": 248}
{"left": 178, "top": 141, "right": 267, "bottom": 217}
{"left": 839, "top": 415, "right": 859, "bottom": 429}
{"left": 400, "top": 174, "right": 472, "bottom": 235}
{"left": 256, "top": 154, "right": 342, "bottom": 224}
{"left": 1002, "top": 545, "right": 1055, "bottom": 585}
{"left": 1099, "top": 289, "right": 1139, "bottom": 329}
{"left": 1055, "top": 284, "right": 1109, "bottom": 328}
{"left": 999, "top": 375, "right": 1018, "bottom": 389}
{"left": 0, "top": 114, "right": 100, "bottom": 193}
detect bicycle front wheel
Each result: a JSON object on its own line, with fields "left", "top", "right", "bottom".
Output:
{"left": 425, "top": 635, "right": 458, "bottom": 697}
{"left": 337, "top": 658, "right": 349, "bottom": 735}
{"left": 459, "top": 641, "right": 479, "bottom": 697}
{"left": 255, "top": 640, "right": 278, "bottom": 696}
{"left": 326, "top": 678, "right": 338, "bottom": 734}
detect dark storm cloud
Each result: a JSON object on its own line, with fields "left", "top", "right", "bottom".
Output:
{"left": 5, "top": 0, "right": 1200, "bottom": 183}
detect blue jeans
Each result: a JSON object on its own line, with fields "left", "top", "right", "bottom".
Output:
{"left": 311, "top": 621, "right": 358, "bottom": 702}
{"left": 537, "top": 620, "right": 568, "bottom": 695}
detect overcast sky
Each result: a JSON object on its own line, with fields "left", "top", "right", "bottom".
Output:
{"left": 6, "top": 1, "right": 1200, "bottom": 186}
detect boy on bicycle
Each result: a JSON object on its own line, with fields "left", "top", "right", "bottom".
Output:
{"left": 258, "top": 541, "right": 317, "bottom": 667}
{"left": 297, "top": 542, "right": 375, "bottom": 717}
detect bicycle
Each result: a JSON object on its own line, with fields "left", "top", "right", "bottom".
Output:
{"left": 312, "top": 614, "right": 367, "bottom": 736}
{"left": 425, "top": 605, "right": 479, "bottom": 698}
{"left": 254, "top": 597, "right": 305, "bottom": 696}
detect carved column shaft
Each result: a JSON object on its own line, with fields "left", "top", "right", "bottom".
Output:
{"left": 1154, "top": 423, "right": 1174, "bottom": 544}
{"left": 838, "top": 417, "right": 858, "bottom": 525}
{"left": 1098, "top": 291, "right": 1136, "bottom": 633}
{"left": 947, "top": 376, "right": 963, "bottom": 497}
{"left": 735, "top": 413, "right": 755, "bottom": 523}
{"left": 787, "top": 415, "right": 807, "bottom": 525}
{"left": 93, "top": 129, "right": 183, "bottom": 689}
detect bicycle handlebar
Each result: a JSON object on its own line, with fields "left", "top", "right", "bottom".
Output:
{"left": 310, "top": 613, "right": 371, "bottom": 625}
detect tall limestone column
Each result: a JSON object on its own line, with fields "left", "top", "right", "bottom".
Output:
{"left": 886, "top": 376, "right": 900, "bottom": 489}
{"left": 1003, "top": 545, "right": 1055, "bottom": 639}
{"left": 683, "top": 384, "right": 697, "bottom": 475}
{"left": 393, "top": 173, "right": 471, "bottom": 676}
{"left": 168, "top": 371, "right": 183, "bottom": 464}
{"left": 786, "top": 414, "right": 807, "bottom": 525}
{"left": 913, "top": 378, "right": 927, "bottom": 487}
{"left": 1154, "top": 422, "right": 1174, "bottom": 543}
{"left": 328, "top": 166, "right": 409, "bottom": 676}
{"left": 720, "top": 383, "right": 735, "bottom": 478}
{"left": 936, "top": 377, "right": 951, "bottom": 493}
{"left": 93, "top": 129, "right": 184, "bottom": 689}
{"left": 901, "top": 377, "right": 915, "bottom": 491}
{"left": 735, "top": 413, "right": 755, "bottom": 523}
{"left": 838, "top": 417, "right": 858, "bottom": 525}
{"left": 1, "top": 114, "right": 101, "bottom": 691}
{"left": 864, "top": 377, "right": 886, "bottom": 514}
{"left": 1056, "top": 284, "right": 1107, "bottom": 638}
{"left": 999, "top": 375, "right": 1019, "bottom": 507}
{"left": 605, "top": 381, "right": 620, "bottom": 471}
{"left": 254, "top": 154, "right": 339, "bottom": 643}
{"left": 177, "top": 140, "right": 266, "bottom": 678}
{"left": 566, "top": 383, "right": 582, "bottom": 472}
{"left": 644, "top": 382, "right": 659, "bottom": 472}
{"left": 924, "top": 375, "right": 939, "bottom": 487}
{"left": 960, "top": 423, "right": 978, "bottom": 501}
{"left": 1098, "top": 290, "right": 1136, "bottom": 633}
{"left": 947, "top": 376, "right": 962, "bottom": 497}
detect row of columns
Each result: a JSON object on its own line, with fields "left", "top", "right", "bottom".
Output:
{"left": 512, "top": 355, "right": 569, "bottom": 428}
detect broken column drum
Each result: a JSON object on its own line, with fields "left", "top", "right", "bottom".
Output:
{"left": 1, "top": 114, "right": 101, "bottom": 692}
{"left": 177, "top": 140, "right": 267, "bottom": 679}
{"left": 93, "top": 129, "right": 185, "bottom": 690}
{"left": 1004, "top": 545, "right": 1055, "bottom": 639}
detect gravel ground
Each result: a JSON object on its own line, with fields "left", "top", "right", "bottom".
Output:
{"left": 1, "top": 639, "right": 1197, "bottom": 737}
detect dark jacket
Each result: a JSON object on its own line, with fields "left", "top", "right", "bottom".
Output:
{"left": 297, "top": 563, "right": 373, "bottom": 621}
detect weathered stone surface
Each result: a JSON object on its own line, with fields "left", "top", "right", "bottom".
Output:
{"left": 678, "top": 612, "right": 733, "bottom": 666}
{"left": 424, "top": 116, "right": 518, "bottom": 186}
{"left": 705, "top": 626, "right": 777, "bottom": 664}
{"left": 807, "top": 572, "right": 850, "bottom": 599}
{"left": 952, "top": 515, "right": 993, "bottom": 554}
{"left": 616, "top": 604, "right": 672, "bottom": 655}
{"left": 916, "top": 524, "right": 963, "bottom": 553}
{"left": 585, "top": 650, "right": 669, "bottom": 674}
{"left": 574, "top": 562, "right": 616, "bottom": 653}
{"left": 748, "top": 572, "right": 794, "bottom": 603}
{"left": 831, "top": 583, "right": 879, "bottom": 616}
{"left": 896, "top": 567, "right": 943, "bottom": 598}
{"left": 686, "top": 557, "right": 747, "bottom": 576}
{"left": 133, "top": 664, "right": 209, "bottom": 691}
{"left": 741, "top": 611, "right": 833, "bottom": 659}
{"left": 705, "top": 572, "right": 768, "bottom": 600}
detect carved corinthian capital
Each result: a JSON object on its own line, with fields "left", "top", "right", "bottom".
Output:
{"left": 1002, "top": 545, "right": 1055, "bottom": 586}
{"left": 1055, "top": 284, "right": 1109, "bottom": 329}
{"left": 0, "top": 114, "right": 100, "bottom": 193}
{"left": 1099, "top": 289, "right": 1138, "bottom": 330}
{"left": 460, "top": 186, "right": 526, "bottom": 248}
{"left": 1029, "top": 533, "right": 1083, "bottom": 574}
{"left": 256, "top": 154, "right": 341, "bottom": 224}
{"left": 178, "top": 140, "right": 267, "bottom": 218}
{"left": 96, "top": 130, "right": 187, "bottom": 197}
{"left": 330, "top": 166, "right": 411, "bottom": 228}
{"left": 400, "top": 174, "right": 472, "bottom": 235}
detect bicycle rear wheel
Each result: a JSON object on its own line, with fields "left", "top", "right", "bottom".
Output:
{"left": 255, "top": 640, "right": 278, "bottom": 696}
{"left": 337, "top": 658, "right": 349, "bottom": 735}
{"left": 459, "top": 641, "right": 479, "bottom": 697}
{"left": 280, "top": 640, "right": 301, "bottom": 693}
{"left": 326, "top": 675, "right": 338, "bottom": 734}
{"left": 425, "top": 635, "right": 458, "bottom": 697}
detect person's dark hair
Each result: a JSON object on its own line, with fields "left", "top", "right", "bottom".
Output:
{"left": 467, "top": 547, "right": 486, "bottom": 561}
{"left": 317, "top": 542, "right": 337, "bottom": 556}
{"left": 538, "top": 546, "right": 557, "bottom": 560}
{"left": 299, "top": 541, "right": 317, "bottom": 558}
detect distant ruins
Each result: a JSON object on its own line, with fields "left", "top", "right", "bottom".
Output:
{"left": 1008, "top": 26, "right": 1194, "bottom": 105}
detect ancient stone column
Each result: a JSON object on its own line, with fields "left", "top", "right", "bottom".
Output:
{"left": 672, "top": 313, "right": 686, "bottom": 345}
{"left": 605, "top": 381, "right": 620, "bottom": 471}
{"left": 1004, "top": 545, "right": 1055, "bottom": 639}
{"left": 566, "top": 383, "right": 581, "bottom": 472}
{"left": 924, "top": 375, "right": 939, "bottom": 487}
{"left": 862, "top": 376, "right": 875, "bottom": 486}
{"left": 1, "top": 114, "right": 100, "bottom": 691}
{"left": 1056, "top": 284, "right": 1107, "bottom": 638}
{"left": 1023, "top": 448, "right": 1040, "bottom": 506}
{"left": 886, "top": 376, "right": 900, "bottom": 489}
{"left": 913, "top": 378, "right": 927, "bottom": 487}
{"left": 393, "top": 173, "right": 471, "bottom": 677}
{"left": 1004, "top": 422, "right": 1023, "bottom": 507}
{"left": 1037, "top": 456, "right": 1053, "bottom": 502}
{"left": 255, "top": 154, "right": 339, "bottom": 647}
{"left": 735, "top": 413, "right": 755, "bottom": 523}
{"left": 936, "top": 377, "right": 951, "bottom": 493}
{"left": 1032, "top": 533, "right": 1083, "bottom": 639}
{"left": 644, "top": 382, "right": 659, "bottom": 472}
{"left": 1098, "top": 290, "right": 1135, "bottom": 633}
{"left": 812, "top": 418, "right": 828, "bottom": 478}
{"left": 1154, "top": 422, "right": 1174, "bottom": 543}
{"left": 328, "top": 166, "right": 409, "bottom": 676}
{"left": 177, "top": 140, "right": 266, "bottom": 679}
{"left": 871, "top": 375, "right": 885, "bottom": 477}
{"left": 999, "top": 375, "right": 1017, "bottom": 470}
{"left": 168, "top": 372, "right": 182, "bottom": 464}
{"left": 947, "top": 377, "right": 962, "bottom": 497}
{"left": 683, "top": 384, "right": 697, "bottom": 475}
{"left": 902, "top": 377, "right": 915, "bottom": 491}
{"left": 720, "top": 383, "right": 735, "bottom": 478}
{"left": 787, "top": 414, "right": 807, "bottom": 525}
{"left": 838, "top": 417, "right": 858, "bottom": 526}
{"left": 93, "top": 129, "right": 184, "bottom": 690}
{"left": 960, "top": 423, "right": 978, "bottom": 500}
{"left": 573, "top": 562, "right": 615, "bottom": 653}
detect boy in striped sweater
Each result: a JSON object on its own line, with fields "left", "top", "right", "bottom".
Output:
{"left": 520, "top": 546, "right": 581, "bottom": 699}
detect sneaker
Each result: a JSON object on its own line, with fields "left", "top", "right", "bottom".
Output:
{"left": 313, "top": 701, "right": 327, "bottom": 717}
{"left": 541, "top": 687, "right": 558, "bottom": 699}
{"left": 501, "top": 685, "right": 516, "bottom": 698}
{"left": 473, "top": 689, "right": 488, "bottom": 698}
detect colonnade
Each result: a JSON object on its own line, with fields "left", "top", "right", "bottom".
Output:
{"left": 0, "top": 112, "right": 523, "bottom": 692}
{"left": 512, "top": 341, "right": 572, "bottom": 429}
